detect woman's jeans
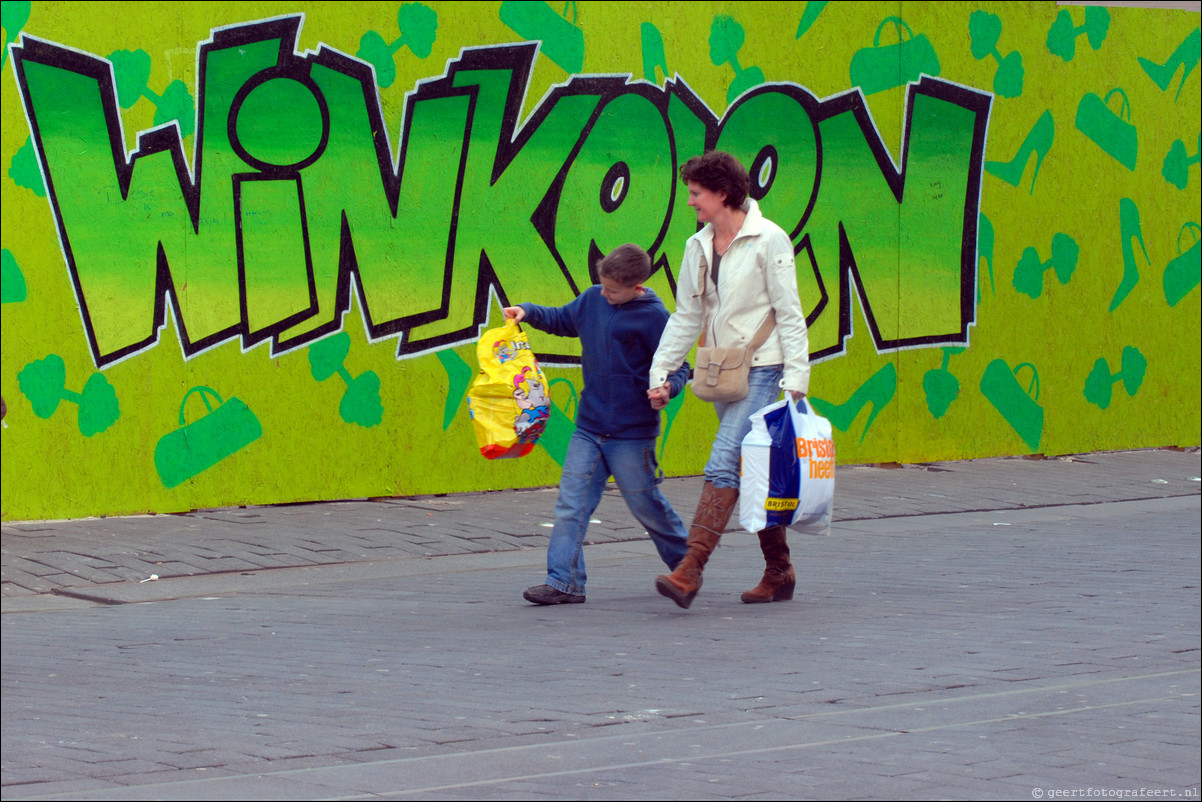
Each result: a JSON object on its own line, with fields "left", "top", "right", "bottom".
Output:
{"left": 545, "top": 428, "right": 688, "bottom": 595}
{"left": 704, "top": 365, "right": 785, "bottom": 489}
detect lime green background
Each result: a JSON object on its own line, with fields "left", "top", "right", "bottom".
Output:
{"left": 2, "top": 1, "right": 1199, "bottom": 521}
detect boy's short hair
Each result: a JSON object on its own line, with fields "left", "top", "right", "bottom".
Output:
{"left": 679, "top": 151, "right": 750, "bottom": 209}
{"left": 598, "top": 243, "right": 652, "bottom": 287}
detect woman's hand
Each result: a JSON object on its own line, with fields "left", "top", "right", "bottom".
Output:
{"left": 648, "top": 384, "right": 672, "bottom": 410}
{"left": 502, "top": 306, "right": 525, "bottom": 322}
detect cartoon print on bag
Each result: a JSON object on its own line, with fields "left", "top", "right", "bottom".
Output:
{"left": 513, "top": 367, "right": 550, "bottom": 443}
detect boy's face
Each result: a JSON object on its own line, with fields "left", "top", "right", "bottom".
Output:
{"left": 599, "top": 276, "right": 643, "bottom": 306}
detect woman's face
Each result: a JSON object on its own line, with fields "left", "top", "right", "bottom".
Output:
{"left": 686, "top": 181, "right": 728, "bottom": 224}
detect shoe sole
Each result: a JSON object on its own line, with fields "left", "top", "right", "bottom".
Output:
{"left": 523, "top": 591, "right": 585, "bottom": 605}
{"left": 655, "top": 576, "right": 696, "bottom": 609}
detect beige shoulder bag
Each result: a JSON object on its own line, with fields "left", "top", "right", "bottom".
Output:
{"left": 691, "top": 255, "right": 776, "bottom": 403}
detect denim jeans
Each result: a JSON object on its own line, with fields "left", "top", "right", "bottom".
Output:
{"left": 704, "top": 365, "right": 785, "bottom": 489}
{"left": 545, "top": 428, "right": 688, "bottom": 595}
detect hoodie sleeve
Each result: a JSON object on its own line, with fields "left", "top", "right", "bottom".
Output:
{"left": 518, "top": 295, "right": 583, "bottom": 339}
{"left": 666, "top": 358, "right": 691, "bottom": 399}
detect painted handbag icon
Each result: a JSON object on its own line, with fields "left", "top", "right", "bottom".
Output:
{"left": 1165, "top": 222, "right": 1201, "bottom": 307}
{"left": 980, "top": 359, "right": 1043, "bottom": 453}
{"left": 1075, "top": 88, "right": 1138, "bottom": 170}
{"left": 849, "top": 17, "right": 941, "bottom": 95}
{"left": 155, "top": 386, "right": 263, "bottom": 489}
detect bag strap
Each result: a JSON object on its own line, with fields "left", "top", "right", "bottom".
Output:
{"left": 747, "top": 309, "right": 777, "bottom": 351}
{"left": 697, "top": 247, "right": 777, "bottom": 352}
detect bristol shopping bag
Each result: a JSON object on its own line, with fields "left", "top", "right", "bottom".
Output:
{"left": 740, "top": 398, "right": 835, "bottom": 536}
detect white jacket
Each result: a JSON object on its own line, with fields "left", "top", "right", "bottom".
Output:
{"left": 650, "top": 199, "right": 811, "bottom": 395}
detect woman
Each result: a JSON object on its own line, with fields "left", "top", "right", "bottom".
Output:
{"left": 648, "top": 151, "right": 811, "bottom": 609}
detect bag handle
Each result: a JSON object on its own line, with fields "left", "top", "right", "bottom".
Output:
{"left": 1103, "top": 88, "right": 1131, "bottom": 121}
{"left": 874, "top": 17, "right": 914, "bottom": 46}
{"left": 1012, "top": 363, "right": 1040, "bottom": 401}
{"left": 549, "top": 377, "right": 579, "bottom": 417}
{"left": 178, "top": 386, "right": 223, "bottom": 426}
{"left": 1178, "top": 222, "right": 1201, "bottom": 254}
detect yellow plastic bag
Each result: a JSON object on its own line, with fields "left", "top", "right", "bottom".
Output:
{"left": 466, "top": 320, "right": 551, "bottom": 459}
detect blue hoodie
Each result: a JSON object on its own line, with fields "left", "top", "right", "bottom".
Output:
{"left": 520, "top": 286, "right": 690, "bottom": 439}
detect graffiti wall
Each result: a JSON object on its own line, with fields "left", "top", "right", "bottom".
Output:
{"left": 1, "top": 1, "right": 1198, "bottom": 521}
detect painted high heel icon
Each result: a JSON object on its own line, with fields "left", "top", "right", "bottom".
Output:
{"left": 809, "top": 362, "right": 897, "bottom": 444}
{"left": 985, "top": 110, "right": 1053, "bottom": 194}
{"left": 795, "top": 1, "right": 828, "bottom": 39}
{"left": 1110, "top": 197, "right": 1150, "bottom": 312}
{"left": 978, "top": 213, "right": 995, "bottom": 299}
{"left": 1138, "top": 27, "right": 1200, "bottom": 102}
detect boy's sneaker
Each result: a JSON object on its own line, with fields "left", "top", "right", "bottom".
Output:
{"left": 523, "top": 584, "right": 585, "bottom": 605}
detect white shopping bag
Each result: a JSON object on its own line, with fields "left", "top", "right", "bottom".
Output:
{"left": 739, "top": 397, "right": 835, "bottom": 536}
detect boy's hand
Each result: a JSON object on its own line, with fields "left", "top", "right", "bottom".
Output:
{"left": 503, "top": 306, "right": 525, "bottom": 322}
{"left": 648, "top": 384, "right": 671, "bottom": 410}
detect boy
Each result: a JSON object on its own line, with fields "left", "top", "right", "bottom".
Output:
{"left": 505, "top": 243, "right": 691, "bottom": 605}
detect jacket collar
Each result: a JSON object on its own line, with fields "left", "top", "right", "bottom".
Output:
{"left": 700, "top": 198, "right": 764, "bottom": 246}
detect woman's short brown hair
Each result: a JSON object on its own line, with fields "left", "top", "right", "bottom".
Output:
{"left": 679, "top": 151, "right": 750, "bottom": 209}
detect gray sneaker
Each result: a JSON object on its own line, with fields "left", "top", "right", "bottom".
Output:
{"left": 523, "top": 584, "right": 585, "bottom": 605}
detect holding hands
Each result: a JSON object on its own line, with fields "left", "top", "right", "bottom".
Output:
{"left": 648, "top": 383, "right": 671, "bottom": 411}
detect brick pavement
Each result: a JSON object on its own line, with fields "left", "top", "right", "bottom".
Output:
{"left": 3, "top": 448, "right": 1199, "bottom": 601}
{"left": 1, "top": 448, "right": 1199, "bottom": 800}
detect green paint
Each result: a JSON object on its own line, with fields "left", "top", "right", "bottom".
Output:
{"left": 1, "top": 0, "right": 29, "bottom": 68}
{"left": 969, "top": 10, "right": 1024, "bottom": 99}
{"left": 981, "top": 360, "right": 1042, "bottom": 452}
{"left": 709, "top": 14, "right": 764, "bottom": 104}
{"left": 1012, "top": 233, "right": 1078, "bottom": 299}
{"left": 499, "top": 0, "right": 583, "bottom": 73}
{"left": 641, "top": 22, "right": 667, "bottom": 84}
{"left": 437, "top": 349, "right": 474, "bottom": 431}
{"left": 804, "top": 87, "right": 983, "bottom": 351}
{"left": 308, "top": 332, "right": 383, "bottom": 427}
{"left": 17, "top": 354, "right": 120, "bottom": 436}
{"left": 1162, "top": 134, "right": 1199, "bottom": 191}
{"left": 1164, "top": 223, "right": 1201, "bottom": 307}
{"left": 849, "top": 17, "right": 941, "bottom": 96}
{"left": 795, "top": 2, "right": 827, "bottom": 40}
{"left": 923, "top": 347, "right": 964, "bottom": 419}
{"left": 1111, "top": 197, "right": 1148, "bottom": 313}
{"left": 810, "top": 362, "right": 896, "bottom": 444}
{"left": 13, "top": 27, "right": 987, "bottom": 370}
{"left": 1046, "top": 7, "right": 1109, "bottom": 63}
{"left": 9, "top": 137, "right": 45, "bottom": 197}
{"left": 1084, "top": 346, "right": 1146, "bottom": 409}
{"left": 985, "top": 110, "right": 1053, "bottom": 194}
{"left": 1076, "top": 89, "right": 1138, "bottom": 171}
{"left": 154, "top": 387, "right": 263, "bottom": 488}
{"left": 1138, "top": 27, "right": 1200, "bottom": 103}
{"left": 1, "top": 249, "right": 27, "bottom": 303}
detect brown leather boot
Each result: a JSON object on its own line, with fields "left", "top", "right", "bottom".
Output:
{"left": 741, "top": 525, "right": 796, "bottom": 603}
{"left": 655, "top": 483, "right": 739, "bottom": 608}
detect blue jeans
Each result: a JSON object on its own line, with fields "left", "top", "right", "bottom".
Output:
{"left": 545, "top": 428, "right": 688, "bottom": 595}
{"left": 704, "top": 365, "right": 785, "bottom": 489}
